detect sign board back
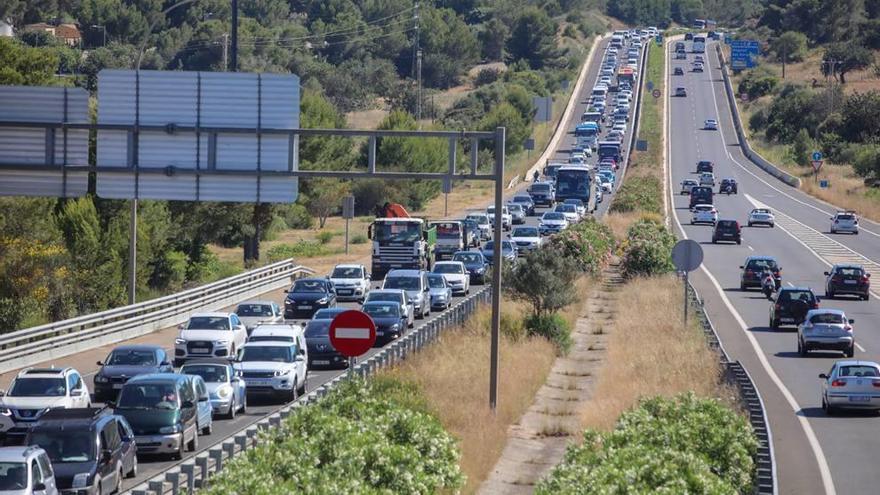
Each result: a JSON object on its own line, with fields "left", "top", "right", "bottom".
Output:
{"left": 329, "top": 310, "right": 377, "bottom": 358}
{"left": 672, "top": 239, "right": 703, "bottom": 272}
{"left": 342, "top": 195, "right": 355, "bottom": 219}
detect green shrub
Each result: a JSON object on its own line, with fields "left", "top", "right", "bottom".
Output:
{"left": 737, "top": 69, "right": 779, "bottom": 100}
{"left": 524, "top": 313, "right": 572, "bottom": 354}
{"left": 609, "top": 176, "right": 663, "bottom": 214}
{"left": 316, "top": 230, "right": 336, "bottom": 245}
{"left": 500, "top": 311, "right": 526, "bottom": 341}
{"left": 266, "top": 241, "right": 338, "bottom": 261}
{"left": 351, "top": 233, "right": 368, "bottom": 244}
{"left": 149, "top": 250, "right": 188, "bottom": 291}
{"left": 547, "top": 218, "right": 615, "bottom": 275}
{"left": 203, "top": 378, "right": 464, "bottom": 495}
{"left": 474, "top": 67, "right": 501, "bottom": 87}
{"left": 619, "top": 219, "right": 675, "bottom": 278}
{"left": 506, "top": 247, "right": 579, "bottom": 319}
{"left": 279, "top": 203, "right": 314, "bottom": 229}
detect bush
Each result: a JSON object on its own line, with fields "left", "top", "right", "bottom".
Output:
{"left": 788, "top": 128, "right": 813, "bottom": 167}
{"left": 266, "top": 241, "right": 338, "bottom": 261}
{"left": 619, "top": 219, "right": 675, "bottom": 278}
{"left": 316, "top": 230, "right": 335, "bottom": 245}
{"left": 279, "top": 203, "right": 313, "bottom": 229}
{"left": 523, "top": 313, "right": 572, "bottom": 354}
{"left": 609, "top": 176, "right": 663, "bottom": 214}
{"left": 474, "top": 67, "right": 501, "bottom": 87}
{"left": 737, "top": 70, "right": 778, "bottom": 100}
{"left": 351, "top": 234, "right": 368, "bottom": 244}
{"left": 546, "top": 218, "right": 615, "bottom": 275}
{"left": 506, "top": 247, "right": 579, "bottom": 318}
{"left": 149, "top": 250, "right": 188, "bottom": 291}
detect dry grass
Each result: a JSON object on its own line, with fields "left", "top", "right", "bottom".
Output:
{"left": 604, "top": 211, "right": 645, "bottom": 239}
{"left": 382, "top": 300, "right": 556, "bottom": 494}
{"left": 741, "top": 47, "right": 880, "bottom": 96}
{"left": 345, "top": 108, "right": 390, "bottom": 130}
{"left": 580, "top": 275, "right": 726, "bottom": 431}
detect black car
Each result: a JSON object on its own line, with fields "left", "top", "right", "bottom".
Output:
{"left": 770, "top": 287, "right": 819, "bottom": 329}
{"left": 719, "top": 178, "right": 738, "bottom": 194}
{"left": 94, "top": 345, "right": 174, "bottom": 403}
{"left": 362, "top": 301, "right": 408, "bottom": 342}
{"left": 26, "top": 408, "right": 138, "bottom": 494}
{"left": 304, "top": 320, "right": 347, "bottom": 369}
{"left": 283, "top": 278, "right": 337, "bottom": 319}
{"left": 712, "top": 219, "right": 741, "bottom": 244}
{"left": 696, "top": 160, "right": 714, "bottom": 173}
{"left": 740, "top": 256, "right": 781, "bottom": 290}
{"left": 673, "top": 67, "right": 684, "bottom": 75}
{"left": 689, "top": 186, "right": 714, "bottom": 209}
{"left": 452, "top": 250, "right": 489, "bottom": 284}
{"left": 510, "top": 195, "right": 536, "bottom": 216}
{"left": 528, "top": 182, "right": 555, "bottom": 207}
{"left": 685, "top": 32, "right": 694, "bottom": 41}
{"left": 825, "top": 264, "right": 871, "bottom": 300}
{"left": 675, "top": 87, "right": 687, "bottom": 97}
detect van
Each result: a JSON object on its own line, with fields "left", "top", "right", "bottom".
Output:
{"left": 113, "top": 374, "right": 201, "bottom": 459}
{"left": 591, "top": 87, "right": 608, "bottom": 99}
{"left": 382, "top": 270, "right": 430, "bottom": 319}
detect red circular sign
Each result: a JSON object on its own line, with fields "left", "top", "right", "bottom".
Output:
{"left": 329, "top": 310, "right": 377, "bottom": 358}
{"left": 652, "top": 89, "right": 662, "bottom": 98}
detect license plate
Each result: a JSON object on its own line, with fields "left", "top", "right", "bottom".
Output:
{"left": 338, "top": 290, "right": 352, "bottom": 295}
{"left": 780, "top": 318, "right": 794, "bottom": 323}
{"left": 376, "top": 331, "right": 384, "bottom": 336}
{"left": 297, "top": 305, "right": 311, "bottom": 310}
{"left": 845, "top": 280, "right": 857, "bottom": 285}
{"left": 248, "top": 379, "right": 272, "bottom": 386}
{"left": 113, "top": 383, "right": 123, "bottom": 390}
{"left": 192, "top": 348, "right": 210, "bottom": 353}
{"left": 849, "top": 396, "right": 871, "bottom": 402}
{"left": 313, "top": 360, "right": 330, "bottom": 365}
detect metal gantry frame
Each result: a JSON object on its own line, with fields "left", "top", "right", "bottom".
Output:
{"left": 0, "top": 119, "right": 508, "bottom": 410}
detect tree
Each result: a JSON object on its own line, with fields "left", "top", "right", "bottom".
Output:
{"left": 0, "top": 38, "right": 59, "bottom": 86}
{"left": 772, "top": 31, "right": 808, "bottom": 77}
{"left": 479, "top": 17, "right": 509, "bottom": 62}
{"left": 788, "top": 128, "right": 813, "bottom": 167}
{"left": 671, "top": 0, "right": 704, "bottom": 25}
{"left": 822, "top": 41, "right": 874, "bottom": 84}
{"left": 506, "top": 8, "right": 559, "bottom": 69}
{"left": 479, "top": 102, "right": 529, "bottom": 155}
{"left": 838, "top": 90, "right": 880, "bottom": 142}
{"left": 507, "top": 247, "right": 579, "bottom": 318}
{"left": 416, "top": 7, "right": 480, "bottom": 88}
{"left": 304, "top": 178, "right": 349, "bottom": 228}
{"left": 852, "top": 144, "right": 880, "bottom": 179}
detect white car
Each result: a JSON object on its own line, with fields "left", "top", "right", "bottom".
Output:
{"left": 820, "top": 360, "right": 880, "bottom": 414}
{"left": 554, "top": 203, "right": 580, "bottom": 223}
{"left": 486, "top": 205, "right": 512, "bottom": 231}
{"left": 748, "top": 208, "right": 775, "bottom": 227}
{"left": 798, "top": 309, "right": 855, "bottom": 357}
{"left": 234, "top": 341, "right": 307, "bottom": 402}
{"left": 699, "top": 172, "right": 715, "bottom": 186}
{"left": 539, "top": 212, "right": 569, "bottom": 235}
{"left": 691, "top": 204, "right": 718, "bottom": 225}
{"left": 680, "top": 179, "right": 698, "bottom": 195}
{"left": 620, "top": 90, "right": 633, "bottom": 101}
{"left": 175, "top": 312, "right": 248, "bottom": 366}
{"left": 466, "top": 213, "right": 492, "bottom": 240}
{"left": 0, "top": 367, "right": 91, "bottom": 433}
{"left": 432, "top": 261, "right": 470, "bottom": 295}
{"left": 612, "top": 121, "right": 627, "bottom": 133}
{"left": 329, "top": 263, "right": 371, "bottom": 302}
{"left": 248, "top": 323, "right": 304, "bottom": 343}
{"left": 234, "top": 300, "right": 283, "bottom": 333}
{"left": 598, "top": 177, "right": 613, "bottom": 193}
{"left": 704, "top": 119, "right": 719, "bottom": 130}
{"left": 365, "top": 289, "right": 414, "bottom": 328}
{"left": 830, "top": 211, "right": 859, "bottom": 234}
{"left": 509, "top": 226, "right": 542, "bottom": 254}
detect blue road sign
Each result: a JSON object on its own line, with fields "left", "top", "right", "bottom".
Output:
{"left": 820, "top": 180, "right": 829, "bottom": 188}
{"left": 655, "top": 34, "right": 663, "bottom": 45}
{"left": 730, "top": 40, "right": 760, "bottom": 70}
{"left": 812, "top": 151, "right": 823, "bottom": 161}
{"left": 647, "top": 81, "right": 654, "bottom": 91}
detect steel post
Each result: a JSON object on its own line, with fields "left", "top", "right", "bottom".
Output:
{"left": 489, "top": 126, "right": 505, "bottom": 411}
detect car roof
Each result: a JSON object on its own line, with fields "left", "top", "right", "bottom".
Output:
{"left": 434, "top": 261, "right": 463, "bottom": 265}
{"left": 190, "top": 312, "right": 231, "bottom": 318}
{"left": 780, "top": 286, "right": 814, "bottom": 292}
{"left": 746, "top": 255, "right": 776, "bottom": 261}
{"left": 833, "top": 263, "right": 864, "bottom": 269}
{"left": 241, "top": 341, "right": 294, "bottom": 348}
{"left": 127, "top": 373, "right": 189, "bottom": 385}
{"left": 109, "top": 345, "right": 162, "bottom": 353}
{"left": 806, "top": 308, "right": 845, "bottom": 317}
{"left": 386, "top": 269, "right": 423, "bottom": 277}
{"left": 369, "top": 288, "right": 406, "bottom": 295}
{"left": 236, "top": 300, "right": 274, "bottom": 306}
{"left": 252, "top": 324, "right": 302, "bottom": 332}
{"left": 0, "top": 446, "right": 46, "bottom": 463}
{"left": 295, "top": 277, "right": 329, "bottom": 284}
{"left": 453, "top": 251, "right": 483, "bottom": 258}
{"left": 833, "top": 360, "right": 879, "bottom": 368}
{"left": 363, "top": 300, "right": 401, "bottom": 307}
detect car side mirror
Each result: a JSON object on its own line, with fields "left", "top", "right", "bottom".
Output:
{"left": 160, "top": 361, "right": 171, "bottom": 367}
{"left": 34, "top": 483, "right": 46, "bottom": 492}
{"left": 868, "top": 273, "right": 872, "bottom": 278}
{"left": 0, "top": 390, "right": 6, "bottom": 397}
{"left": 823, "top": 272, "right": 829, "bottom": 276}
{"left": 818, "top": 373, "right": 828, "bottom": 379}
{"left": 815, "top": 297, "right": 821, "bottom": 302}
{"left": 849, "top": 319, "right": 855, "bottom": 324}
{"left": 96, "top": 361, "right": 104, "bottom": 366}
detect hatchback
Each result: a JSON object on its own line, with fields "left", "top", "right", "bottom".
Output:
{"left": 712, "top": 219, "right": 741, "bottom": 244}
{"left": 770, "top": 287, "right": 819, "bottom": 329}
{"left": 825, "top": 264, "right": 870, "bottom": 300}
{"left": 691, "top": 204, "right": 718, "bottom": 225}
{"left": 798, "top": 309, "right": 854, "bottom": 357}
{"left": 820, "top": 360, "right": 880, "bottom": 414}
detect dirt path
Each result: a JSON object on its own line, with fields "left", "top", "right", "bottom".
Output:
{"left": 478, "top": 264, "right": 623, "bottom": 494}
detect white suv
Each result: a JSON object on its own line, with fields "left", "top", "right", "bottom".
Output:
{"left": 234, "top": 341, "right": 307, "bottom": 402}
{"left": 174, "top": 312, "right": 248, "bottom": 366}
{"left": 0, "top": 367, "right": 90, "bottom": 435}
{"left": 329, "top": 264, "right": 371, "bottom": 302}
{"left": 486, "top": 205, "right": 512, "bottom": 231}
{"left": 830, "top": 211, "right": 859, "bottom": 234}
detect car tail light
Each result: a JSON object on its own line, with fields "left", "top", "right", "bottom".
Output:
{"left": 774, "top": 304, "right": 781, "bottom": 310}
{"left": 872, "top": 380, "right": 880, "bottom": 388}
{"left": 812, "top": 302, "right": 819, "bottom": 309}
{"left": 862, "top": 275, "right": 870, "bottom": 284}
{"left": 832, "top": 275, "right": 842, "bottom": 283}
{"left": 831, "top": 379, "right": 847, "bottom": 387}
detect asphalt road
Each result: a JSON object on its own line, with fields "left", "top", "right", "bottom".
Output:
{"left": 668, "top": 39, "right": 880, "bottom": 494}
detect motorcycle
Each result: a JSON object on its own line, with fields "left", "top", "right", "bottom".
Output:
{"left": 761, "top": 276, "right": 776, "bottom": 300}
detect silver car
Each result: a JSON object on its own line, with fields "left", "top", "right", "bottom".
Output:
{"left": 180, "top": 361, "right": 247, "bottom": 419}
{"left": 798, "top": 309, "right": 855, "bottom": 357}
{"left": 820, "top": 360, "right": 880, "bottom": 414}
{"left": 234, "top": 301, "right": 283, "bottom": 335}
{"left": 427, "top": 273, "right": 452, "bottom": 311}
{"left": 506, "top": 203, "right": 526, "bottom": 224}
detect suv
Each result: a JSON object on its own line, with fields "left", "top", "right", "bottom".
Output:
{"left": 174, "top": 313, "right": 248, "bottom": 367}
{"left": 696, "top": 160, "right": 714, "bottom": 173}
{"left": 770, "top": 287, "right": 819, "bottom": 329}
{"left": 94, "top": 345, "right": 174, "bottom": 403}
{"left": 234, "top": 342, "right": 307, "bottom": 402}
{"left": 465, "top": 213, "right": 492, "bottom": 240}
{"left": 830, "top": 210, "right": 859, "bottom": 234}
{"left": 689, "top": 186, "right": 713, "bottom": 209}
{"left": 0, "top": 446, "right": 58, "bottom": 494}
{"left": 825, "top": 264, "right": 870, "bottom": 300}
{"left": 328, "top": 264, "right": 371, "bottom": 302}
{"left": 26, "top": 408, "right": 137, "bottom": 495}
{"left": 233, "top": 301, "right": 283, "bottom": 334}
{"left": 382, "top": 270, "right": 430, "bottom": 319}
{"left": 0, "top": 368, "right": 90, "bottom": 439}
{"left": 712, "top": 219, "right": 741, "bottom": 244}
{"left": 719, "top": 178, "right": 738, "bottom": 194}
{"left": 486, "top": 205, "right": 512, "bottom": 231}
{"left": 740, "top": 256, "right": 781, "bottom": 290}
{"left": 248, "top": 323, "right": 303, "bottom": 343}
{"left": 527, "top": 182, "right": 555, "bottom": 207}
{"left": 797, "top": 309, "right": 855, "bottom": 357}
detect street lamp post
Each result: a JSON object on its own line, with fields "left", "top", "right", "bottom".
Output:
{"left": 90, "top": 25, "right": 106, "bottom": 47}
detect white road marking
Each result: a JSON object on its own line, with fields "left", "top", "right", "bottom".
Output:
{"left": 748, "top": 245, "right": 754, "bottom": 251}
{"left": 856, "top": 343, "right": 867, "bottom": 353}
{"left": 666, "top": 43, "right": 837, "bottom": 495}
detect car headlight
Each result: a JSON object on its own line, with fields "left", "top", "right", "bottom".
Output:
{"left": 316, "top": 297, "right": 328, "bottom": 304}
{"left": 216, "top": 385, "right": 232, "bottom": 399}
{"left": 435, "top": 294, "right": 447, "bottom": 301}
{"left": 274, "top": 369, "right": 291, "bottom": 377}
{"left": 216, "top": 339, "right": 231, "bottom": 347}
{"left": 0, "top": 408, "right": 11, "bottom": 416}
{"left": 72, "top": 473, "right": 91, "bottom": 488}
{"left": 390, "top": 324, "right": 400, "bottom": 331}
{"left": 159, "top": 425, "right": 182, "bottom": 434}
{"left": 175, "top": 338, "right": 187, "bottom": 345}
{"left": 95, "top": 376, "right": 109, "bottom": 383}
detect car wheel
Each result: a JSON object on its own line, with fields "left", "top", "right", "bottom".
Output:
{"left": 831, "top": 228, "right": 836, "bottom": 234}
{"left": 114, "top": 468, "right": 123, "bottom": 494}
{"left": 798, "top": 339, "right": 807, "bottom": 357}
{"left": 747, "top": 222, "right": 752, "bottom": 227}
{"left": 740, "top": 283, "right": 746, "bottom": 291}
{"left": 846, "top": 345, "right": 855, "bottom": 358}
{"left": 188, "top": 429, "right": 198, "bottom": 452}
{"left": 225, "top": 398, "right": 236, "bottom": 420}
{"left": 770, "top": 318, "right": 778, "bottom": 330}
{"left": 824, "top": 397, "right": 836, "bottom": 416}
{"left": 173, "top": 436, "right": 185, "bottom": 460}
{"left": 827, "top": 290, "right": 834, "bottom": 299}
{"left": 202, "top": 419, "right": 212, "bottom": 435}
{"left": 711, "top": 238, "right": 716, "bottom": 244}
{"left": 298, "top": 374, "right": 307, "bottom": 396}
{"left": 736, "top": 239, "right": 741, "bottom": 245}
{"left": 127, "top": 454, "right": 138, "bottom": 478}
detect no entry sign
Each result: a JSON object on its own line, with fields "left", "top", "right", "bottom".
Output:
{"left": 329, "top": 310, "right": 377, "bottom": 358}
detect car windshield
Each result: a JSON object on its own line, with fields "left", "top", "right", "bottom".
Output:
{"left": 363, "top": 304, "right": 400, "bottom": 318}
{"left": 531, "top": 184, "right": 551, "bottom": 192}
{"left": 564, "top": 200, "right": 583, "bottom": 207}
{"left": 433, "top": 264, "right": 462, "bottom": 274}
{"left": 453, "top": 253, "right": 481, "bottom": 264}
{"left": 556, "top": 204, "right": 577, "bottom": 213}
{"left": 107, "top": 349, "right": 157, "bottom": 366}
{"left": 508, "top": 204, "right": 523, "bottom": 213}
{"left": 331, "top": 267, "right": 362, "bottom": 278}
{"left": 427, "top": 275, "right": 446, "bottom": 288}
{"left": 501, "top": 241, "right": 515, "bottom": 251}
{"left": 187, "top": 316, "right": 230, "bottom": 330}
{"left": 0, "top": 462, "right": 26, "bottom": 490}
{"left": 718, "top": 221, "right": 736, "bottom": 228}
{"left": 779, "top": 290, "right": 814, "bottom": 302}
{"left": 746, "top": 259, "right": 778, "bottom": 271}
{"left": 838, "top": 365, "right": 879, "bottom": 377}
{"left": 181, "top": 365, "right": 228, "bottom": 383}
{"left": 292, "top": 280, "right": 326, "bottom": 293}
{"left": 372, "top": 221, "right": 422, "bottom": 243}
{"left": 249, "top": 335, "right": 294, "bottom": 342}
{"left": 810, "top": 313, "right": 845, "bottom": 325}
{"left": 304, "top": 321, "right": 330, "bottom": 338}
{"left": 543, "top": 212, "right": 565, "bottom": 220}
{"left": 467, "top": 214, "right": 489, "bottom": 224}
{"left": 8, "top": 378, "right": 66, "bottom": 397}
{"left": 384, "top": 277, "right": 420, "bottom": 290}
{"left": 513, "top": 228, "right": 539, "bottom": 237}
{"left": 29, "top": 431, "right": 95, "bottom": 463}
{"left": 367, "top": 293, "right": 403, "bottom": 304}
{"left": 313, "top": 309, "right": 344, "bottom": 320}
{"left": 117, "top": 383, "right": 179, "bottom": 410}
{"left": 836, "top": 267, "right": 864, "bottom": 276}
{"left": 513, "top": 196, "right": 531, "bottom": 204}
{"left": 235, "top": 304, "right": 274, "bottom": 317}
{"left": 240, "top": 346, "right": 293, "bottom": 363}
{"left": 837, "top": 214, "right": 855, "bottom": 220}
{"left": 752, "top": 209, "right": 770, "bottom": 214}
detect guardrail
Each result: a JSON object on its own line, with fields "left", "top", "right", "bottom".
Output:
{"left": 686, "top": 280, "right": 777, "bottom": 495}
{"left": 127, "top": 286, "right": 492, "bottom": 495}
{"left": 715, "top": 45, "right": 802, "bottom": 188}
{"left": 0, "top": 259, "right": 314, "bottom": 375}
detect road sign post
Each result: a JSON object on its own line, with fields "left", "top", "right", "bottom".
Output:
{"left": 671, "top": 239, "right": 704, "bottom": 326}
{"left": 329, "top": 310, "right": 377, "bottom": 379}
{"left": 811, "top": 159, "right": 824, "bottom": 182}
{"left": 342, "top": 195, "right": 355, "bottom": 254}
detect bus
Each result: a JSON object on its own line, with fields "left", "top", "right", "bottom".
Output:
{"left": 554, "top": 167, "right": 591, "bottom": 205}
{"left": 692, "top": 35, "right": 706, "bottom": 53}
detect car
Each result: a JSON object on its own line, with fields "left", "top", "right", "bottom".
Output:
{"left": 675, "top": 87, "right": 687, "bottom": 97}
{"left": 695, "top": 55, "right": 704, "bottom": 63}
{"left": 465, "top": 213, "right": 492, "bottom": 240}
{"left": 0, "top": 367, "right": 91, "bottom": 439}
{"left": 283, "top": 278, "right": 337, "bottom": 320}
{"left": 680, "top": 179, "right": 698, "bottom": 195}
{"left": 114, "top": 373, "right": 200, "bottom": 459}
{"left": 188, "top": 375, "right": 214, "bottom": 437}
{"left": 673, "top": 67, "right": 684, "bottom": 75}
{"left": 691, "top": 204, "right": 718, "bottom": 225}
{"left": 740, "top": 256, "right": 782, "bottom": 290}
{"left": 819, "top": 360, "right": 880, "bottom": 414}
{"left": 181, "top": 360, "right": 247, "bottom": 419}
{"left": 797, "top": 309, "right": 855, "bottom": 357}
{"left": 174, "top": 312, "right": 248, "bottom": 366}
{"left": 529, "top": 182, "right": 556, "bottom": 207}
{"left": 689, "top": 186, "right": 714, "bottom": 209}
{"left": 563, "top": 198, "right": 587, "bottom": 217}
{"left": 612, "top": 121, "right": 627, "bottom": 133}
{"left": 328, "top": 264, "right": 371, "bottom": 302}
{"left": 712, "top": 219, "right": 742, "bottom": 244}
{"left": 248, "top": 323, "right": 303, "bottom": 343}
{"left": 311, "top": 307, "right": 347, "bottom": 322}
{"left": 830, "top": 210, "right": 859, "bottom": 234}
{"left": 457, "top": 218, "right": 482, "bottom": 247}
{"left": 675, "top": 51, "right": 687, "bottom": 59}
{"left": 554, "top": 203, "right": 580, "bottom": 223}
{"left": 606, "top": 130, "right": 624, "bottom": 143}
{"left": 234, "top": 341, "right": 307, "bottom": 402}
{"left": 25, "top": 408, "right": 137, "bottom": 495}
{"left": 432, "top": 261, "right": 470, "bottom": 295}
{"left": 704, "top": 119, "right": 718, "bottom": 130}
{"left": 696, "top": 160, "right": 714, "bottom": 173}
{"left": 509, "top": 226, "right": 542, "bottom": 254}
{"left": 770, "top": 287, "right": 819, "bottom": 329}
{"left": 0, "top": 446, "right": 59, "bottom": 494}
{"left": 539, "top": 212, "right": 569, "bottom": 235}
{"left": 824, "top": 264, "right": 871, "bottom": 300}
{"left": 486, "top": 205, "right": 512, "bottom": 231}
{"left": 427, "top": 273, "right": 453, "bottom": 311}
{"left": 303, "top": 319, "right": 346, "bottom": 369}
{"left": 94, "top": 345, "right": 174, "bottom": 403}
{"left": 365, "top": 289, "right": 414, "bottom": 327}
{"left": 481, "top": 240, "right": 518, "bottom": 264}
{"left": 719, "top": 178, "right": 738, "bottom": 194}
{"left": 382, "top": 270, "right": 430, "bottom": 319}
{"left": 699, "top": 171, "right": 715, "bottom": 186}
{"left": 693, "top": 63, "right": 704, "bottom": 72}
{"left": 598, "top": 177, "right": 613, "bottom": 193}
{"left": 685, "top": 32, "right": 694, "bottom": 41}
{"left": 362, "top": 301, "right": 408, "bottom": 341}
{"left": 234, "top": 301, "right": 283, "bottom": 334}
{"left": 451, "top": 251, "right": 489, "bottom": 284}
{"left": 507, "top": 203, "right": 526, "bottom": 225}
{"left": 748, "top": 208, "right": 775, "bottom": 227}
{"left": 510, "top": 195, "right": 536, "bottom": 216}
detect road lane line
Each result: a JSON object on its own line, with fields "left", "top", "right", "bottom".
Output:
{"left": 665, "top": 43, "right": 837, "bottom": 495}
{"left": 748, "top": 245, "right": 754, "bottom": 251}
{"left": 856, "top": 343, "right": 867, "bottom": 352}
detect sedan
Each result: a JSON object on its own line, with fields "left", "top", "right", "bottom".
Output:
{"left": 427, "top": 273, "right": 453, "bottom": 310}
{"left": 554, "top": 203, "right": 580, "bottom": 223}
{"left": 673, "top": 67, "right": 684, "bottom": 75}
{"left": 612, "top": 121, "right": 627, "bottom": 133}
{"left": 509, "top": 226, "right": 542, "bottom": 254}
{"left": 235, "top": 300, "right": 283, "bottom": 334}
{"left": 675, "top": 51, "right": 687, "bottom": 60}
{"left": 693, "top": 63, "right": 704, "bottom": 72}
{"left": 747, "top": 208, "right": 775, "bottom": 227}
{"left": 691, "top": 204, "right": 718, "bottom": 225}
{"left": 432, "top": 261, "right": 470, "bottom": 295}
{"left": 820, "top": 360, "right": 880, "bottom": 414}
{"left": 362, "top": 301, "right": 408, "bottom": 341}
{"left": 283, "top": 278, "right": 337, "bottom": 319}
{"left": 510, "top": 195, "right": 536, "bottom": 216}
{"left": 539, "top": 212, "right": 569, "bottom": 235}
{"left": 798, "top": 309, "right": 854, "bottom": 357}
{"left": 675, "top": 87, "right": 687, "bottom": 97}
{"left": 507, "top": 203, "right": 526, "bottom": 225}
{"left": 704, "top": 119, "right": 719, "bottom": 130}
{"left": 563, "top": 199, "right": 587, "bottom": 217}
{"left": 680, "top": 179, "right": 698, "bottom": 195}
{"left": 180, "top": 360, "right": 247, "bottom": 419}
{"left": 304, "top": 319, "right": 347, "bottom": 369}
{"left": 482, "top": 240, "right": 518, "bottom": 264}
{"left": 94, "top": 345, "right": 174, "bottom": 402}
{"left": 452, "top": 251, "right": 489, "bottom": 284}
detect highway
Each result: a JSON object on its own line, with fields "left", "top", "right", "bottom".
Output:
{"left": 667, "top": 38, "right": 880, "bottom": 494}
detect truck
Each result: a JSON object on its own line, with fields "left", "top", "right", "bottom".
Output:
{"left": 429, "top": 221, "right": 464, "bottom": 261}
{"left": 617, "top": 67, "right": 635, "bottom": 86}
{"left": 597, "top": 140, "right": 622, "bottom": 163}
{"left": 368, "top": 203, "right": 436, "bottom": 280}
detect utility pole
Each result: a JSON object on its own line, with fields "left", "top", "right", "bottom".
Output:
{"left": 781, "top": 44, "right": 786, "bottom": 79}
{"left": 416, "top": 49, "right": 423, "bottom": 127}
{"left": 222, "top": 33, "right": 229, "bottom": 70}
{"left": 412, "top": 2, "right": 420, "bottom": 79}
{"left": 230, "top": 0, "right": 238, "bottom": 71}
